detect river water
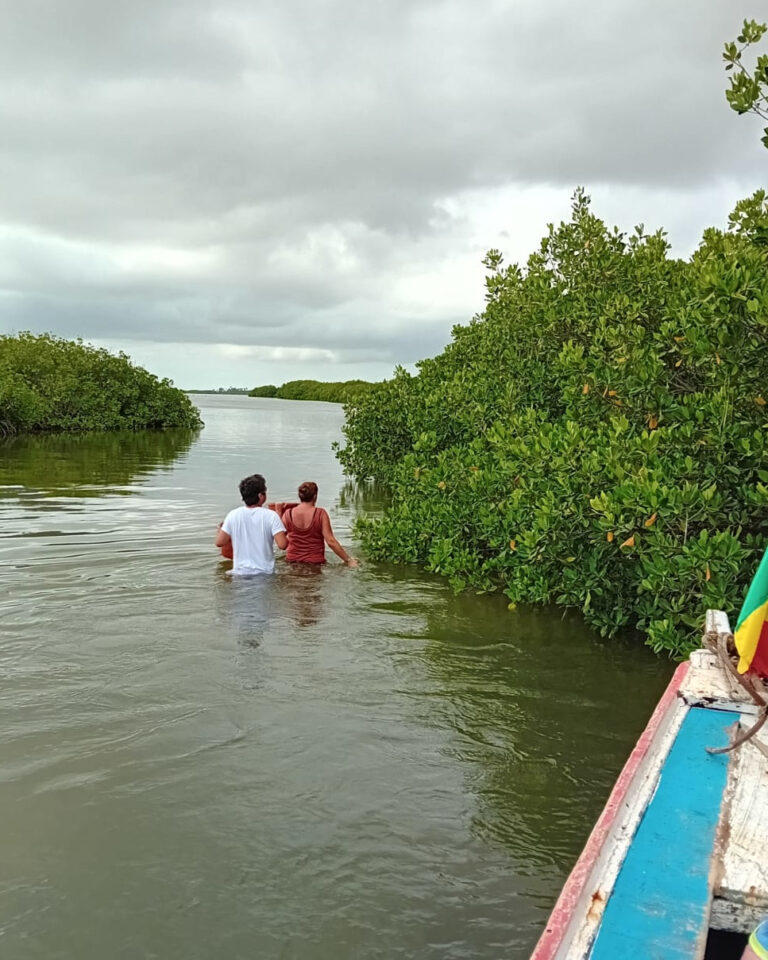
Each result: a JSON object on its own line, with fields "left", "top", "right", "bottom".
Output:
{"left": 0, "top": 394, "right": 671, "bottom": 959}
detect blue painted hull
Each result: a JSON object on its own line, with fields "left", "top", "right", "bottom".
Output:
{"left": 588, "top": 707, "right": 738, "bottom": 960}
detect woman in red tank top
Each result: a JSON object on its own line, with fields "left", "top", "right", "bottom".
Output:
{"left": 280, "top": 482, "right": 359, "bottom": 566}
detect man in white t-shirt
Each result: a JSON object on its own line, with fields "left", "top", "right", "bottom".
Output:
{"left": 215, "top": 474, "right": 288, "bottom": 575}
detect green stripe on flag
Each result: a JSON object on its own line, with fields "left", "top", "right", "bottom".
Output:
{"left": 737, "top": 547, "right": 768, "bottom": 630}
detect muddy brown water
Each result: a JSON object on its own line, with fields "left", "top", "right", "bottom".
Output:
{"left": 0, "top": 394, "right": 671, "bottom": 959}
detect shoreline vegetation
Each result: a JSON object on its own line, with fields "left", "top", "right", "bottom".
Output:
{"left": 337, "top": 189, "right": 768, "bottom": 658}
{"left": 0, "top": 332, "right": 203, "bottom": 437}
{"left": 249, "top": 379, "right": 379, "bottom": 403}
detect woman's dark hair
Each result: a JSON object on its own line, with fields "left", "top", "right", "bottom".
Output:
{"left": 298, "top": 481, "right": 318, "bottom": 503}
{"left": 239, "top": 474, "right": 267, "bottom": 506}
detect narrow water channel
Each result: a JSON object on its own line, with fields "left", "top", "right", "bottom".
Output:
{"left": 0, "top": 394, "right": 672, "bottom": 959}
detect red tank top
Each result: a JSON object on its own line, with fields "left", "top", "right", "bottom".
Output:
{"left": 283, "top": 507, "right": 327, "bottom": 564}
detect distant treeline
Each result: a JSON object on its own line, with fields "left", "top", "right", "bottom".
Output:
{"left": 186, "top": 387, "right": 251, "bottom": 395}
{"left": 249, "top": 379, "right": 380, "bottom": 403}
{"left": 0, "top": 332, "right": 203, "bottom": 437}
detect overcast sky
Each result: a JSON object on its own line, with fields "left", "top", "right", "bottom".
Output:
{"left": 0, "top": 0, "right": 765, "bottom": 389}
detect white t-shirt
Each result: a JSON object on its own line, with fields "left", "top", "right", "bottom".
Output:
{"left": 221, "top": 505, "right": 286, "bottom": 575}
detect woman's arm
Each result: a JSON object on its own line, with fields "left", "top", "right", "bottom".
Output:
{"left": 320, "top": 511, "right": 359, "bottom": 566}
{"left": 267, "top": 501, "right": 298, "bottom": 518}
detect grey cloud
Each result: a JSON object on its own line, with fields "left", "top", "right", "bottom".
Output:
{"left": 0, "top": 0, "right": 765, "bottom": 376}
{"left": 1, "top": 289, "right": 458, "bottom": 364}
{"left": 2, "top": 0, "right": 246, "bottom": 81}
{"left": 2, "top": 1, "right": 762, "bottom": 231}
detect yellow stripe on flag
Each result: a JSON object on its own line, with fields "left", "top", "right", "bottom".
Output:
{"left": 735, "top": 596, "right": 768, "bottom": 673}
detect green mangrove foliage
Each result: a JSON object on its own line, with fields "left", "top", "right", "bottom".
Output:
{"left": 339, "top": 190, "right": 768, "bottom": 656}
{"left": 248, "top": 384, "right": 279, "bottom": 397}
{"left": 724, "top": 18, "right": 768, "bottom": 148}
{"left": 249, "top": 379, "right": 378, "bottom": 403}
{"left": 0, "top": 333, "right": 202, "bottom": 436}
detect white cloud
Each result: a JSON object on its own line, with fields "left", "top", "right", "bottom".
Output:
{"left": 216, "top": 343, "right": 337, "bottom": 363}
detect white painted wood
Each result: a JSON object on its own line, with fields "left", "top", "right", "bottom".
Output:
{"left": 557, "top": 700, "right": 689, "bottom": 960}
{"left": 690, "top": 649, "right": 719, "bottom": 669}
{"left": 713, "top": 722, "right": 768, "bottom": 926}
{"left": 705, "top": 609, "right": 732, "bottom": 637}
{"left": 680, "top": 647, "right": 760, "bottom": 716}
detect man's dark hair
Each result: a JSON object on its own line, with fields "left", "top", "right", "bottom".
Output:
{"left": 239, "top": 474, "right": 267, "bottom": 506}
{"left": 298, "top": 481, "right": 318, "bottom": 503}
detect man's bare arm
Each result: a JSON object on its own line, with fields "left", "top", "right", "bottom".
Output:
{"left": 215, "top": 524, "right": 231, "bottom": 548}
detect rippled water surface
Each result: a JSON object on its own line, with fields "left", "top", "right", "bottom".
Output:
{"left": 0, "top": 395, "right": 672, "bottom": 959}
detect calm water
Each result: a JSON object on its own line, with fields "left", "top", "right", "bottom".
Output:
{"left": 0, "top": 395, "right": 671, "bottom": 959}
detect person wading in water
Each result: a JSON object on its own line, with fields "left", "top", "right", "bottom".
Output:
{"left": 276, "top": 482, "right": 359, "bottom": 567}
{"left": 216, "top": 474, "right": 288, "bottom": 575}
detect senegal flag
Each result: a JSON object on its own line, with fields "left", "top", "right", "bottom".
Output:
{"left": 735, "top": 547, "right": 768, "bottom": 676}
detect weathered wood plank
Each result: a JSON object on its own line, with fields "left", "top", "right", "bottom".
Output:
{"left": 713, "top": 723, "right": 768, "bottom": 921}
{"left": 705, "top": 609, "right": 732, "bottom": 637}
{"left": 680, "top": 649, "right": 760, "bottom": 716}
{"left": 710, "top": 896, "right": 765, "bottom": 936}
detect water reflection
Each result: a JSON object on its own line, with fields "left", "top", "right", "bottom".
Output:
{"left": 337, "top": 479, "right": 389, "bottom": 513}
{"left": 214, "top": 572, "right": 281, "bottom": 648}
{"left": 214, "top": 561, "right": 329, "bottom": 646}
{"left": 399, "top": 587, "right": 672, "bottom": 873}
{"left": 0, "top": 396, "right": 675, "bottom": 960}
{"left": 277, "top": 563, "right": 325, "bottom": 628}
{"left": 0, "top": 428, "right": 198, "bottom": 498}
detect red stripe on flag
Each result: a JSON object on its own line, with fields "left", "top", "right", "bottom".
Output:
{"left": 751, "top": 619, "right": 768, "bottom": 678}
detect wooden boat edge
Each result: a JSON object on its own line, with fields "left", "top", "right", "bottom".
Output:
{"left": 530, "top": 606, "right": 768, "bottom": 959}
{"left": 530, "top": 660, "right": 690, "bottom": 960}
